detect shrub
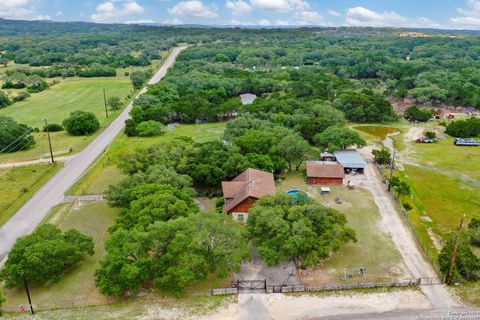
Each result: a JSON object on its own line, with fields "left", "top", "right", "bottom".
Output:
{"left": 107, "top": 96, "right": 122, "bottom": 110}
{"left": 405, "top": 106, "right": 434, "bottom": 122}
{"left": 43, "top": 123, "right": 64, "bottom": 132}
{"left": 12, "top": 92, "right": 30, "bottom": 102}
{"left": 124, "top": 118, "right": 137, "bottom": 136}
{"left": 0, "top": 90, "right": 11, "bottom": 108}
{"left": 136, "top": 120, "right": 164, "bottom": 137}
{"left": 425, "top": 131, "right": 437, "bottom": 139}
{"left": 63, "top": 111, "right": 100, "bottom": 136}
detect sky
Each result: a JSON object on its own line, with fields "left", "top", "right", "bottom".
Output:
{"left": 1, "top": 0, "right": 480, "bottom": 29}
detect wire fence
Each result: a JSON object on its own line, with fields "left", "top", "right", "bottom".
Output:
{"left": 375, "top": 164, "right": 443, "bottom": 277}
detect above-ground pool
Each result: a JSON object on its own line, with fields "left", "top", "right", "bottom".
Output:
{"left": 286, "top": 189, "right": 309, "bottom": 202}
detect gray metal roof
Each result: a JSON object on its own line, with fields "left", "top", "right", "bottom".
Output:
{"left": 333, "top": 149, "right": 366, "bottom": 169}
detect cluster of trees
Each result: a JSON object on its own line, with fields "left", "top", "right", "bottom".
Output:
{"left": 2, "top": 72, "right": 49, "bottom": 93}
{"left": 445, "top": 117, "right": 480, "bottom": 137}
{"left": 248, "top": 194, "right": 356, "bottom": 267}
{"left": 0, "top": 116, "right": 35, "bottom": 152}
{"left": 404, "top": 106, "right": 435, "bottom": 122}
{"left": 0, "top": 224, "right": 94, "bottom": 288}
{"left": 99, "top": 143, "right": 250, "bottom": 295}
{"left": 125, "top": 94, "right": 167, "bottom": 137}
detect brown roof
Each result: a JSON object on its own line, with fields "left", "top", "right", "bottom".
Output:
{"left": 222, "top": 168, "right": 276, "bottom": 213}
{"left": 306, "top": 161, "right": 345, "bottom": 179}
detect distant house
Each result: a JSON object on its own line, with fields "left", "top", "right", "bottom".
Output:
{"left": 221, "top": 168, "right": 276, "bottom": 221}
{"left": 306, "top": 161, "right": 345, "bottom": 185}
{"left": 333, "top": 149, "right": 366, "bottom": 173}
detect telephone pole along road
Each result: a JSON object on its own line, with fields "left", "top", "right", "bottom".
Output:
{"left": 0, "top": 46, "right": 187, "bottom": 267}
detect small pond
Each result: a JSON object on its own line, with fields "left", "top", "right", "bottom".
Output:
{"left": 352, "top": 126, "right": 399, "bottom": 140}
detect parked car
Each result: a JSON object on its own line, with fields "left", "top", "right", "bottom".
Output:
{"left": 416, "top": 138, "right": 435, "bottom": 143}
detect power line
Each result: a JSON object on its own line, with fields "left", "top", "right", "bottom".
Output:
{"left": 0, "top": 128, "right": 33, "bottom": 153}
{"left": 0, "top": 132, "right": 35, "bottom": 158}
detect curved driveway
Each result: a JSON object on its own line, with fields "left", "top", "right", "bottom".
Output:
{"left": 0, "top": 46, "right": 187, "bottom": 267}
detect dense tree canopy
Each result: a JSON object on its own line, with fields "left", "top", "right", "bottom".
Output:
{"left": 314, "top": 126, "right": 366, "bottom": 151}
{"left": 248, "top": 194, "right": 356, "bottom": 268}
{"left": 445, "top": 117, "right": 480, "bottom": 137}
{"left": 0, "top": 224, "right": 94, "bottom": 288}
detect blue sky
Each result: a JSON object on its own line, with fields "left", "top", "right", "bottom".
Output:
{"left": 1, "top": 0, "right": 480, "bottom": 29}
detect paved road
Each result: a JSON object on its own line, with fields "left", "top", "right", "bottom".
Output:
{"left": 349, "top": 151, "right": 457, "bottom": 309}
{"left": 0, "top": 46, "right": 187, "bottom": 267}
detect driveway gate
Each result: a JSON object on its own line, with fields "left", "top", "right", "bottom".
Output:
{"left": 237, "top": 279, "right": 267, "bottom": 293}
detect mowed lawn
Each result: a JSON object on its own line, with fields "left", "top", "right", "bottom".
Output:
{"left": 404, "top": 164, "right": 480, "bottom": 236}
{"left": 408, "top": 137, "right": 480, "bottom": 181}
{"left": 0, "top": 77, "right": 133, "bottom": 163}
{"left": 278, "top": 172, "right": 407, "bottom": 285}
{"left": 3, "top": 201, "right": 121, "bottom": 311}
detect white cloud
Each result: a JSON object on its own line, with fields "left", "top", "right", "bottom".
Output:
{"left": 91, "top": 1, "right": 146, "bottom": 23}
{"left": 126, "top": 19, "right": 154, "bottom": 24}
{"left": 328, "top": 10, "right": 341, "bottom": 17}
{"left": 249, "top": 0, "right": 310, "bottom": 12}
{"left": 345, "top": 6, "right": 442, "bottom": 28}
{"left": 56, "top": 11, "right": 63, "bottom": 16}
{"left": 257, "top": 18, "right": 272, "bottom": 26}
{"left": 0, "top": 0, "right": 41, "bottom": 20}
{"left": 163, "top": 17, "right": 183, "bottom": 24}
{"left": 168, "top": 0, "right": 218, "bottom": 18}
{"left": 450, "top": 0, "right": 480, "bottom": 29}
{"left": 295, "top": 10, "right": 328, "bottom": 25}
{"left": 226, "top": 0, "right": 251, "bottom": 16}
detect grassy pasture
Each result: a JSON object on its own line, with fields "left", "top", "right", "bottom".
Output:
{"left": 0, "top": 76, "right": 133, "bottom": 163}
{"left": 1, "top": 77, "right": 133, "bottom": 128}
{"left": 0, "top": 164, "right": 60, "bottom": 226}
{"left": 278, "top": 172, "right": 407, "bottom": 285}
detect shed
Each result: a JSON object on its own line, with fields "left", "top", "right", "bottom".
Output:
{"left": 333, "top": 149, "right": 366, "bottom": 173}
{"left": 320, "top": 152, "right": 336, "bottom": 162}
{"left": 306, "top": 161, "right": 345, "bottom": 185}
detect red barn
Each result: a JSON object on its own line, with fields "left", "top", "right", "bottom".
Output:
{"left": 222, "top": 168, "right": 276, "bottom": 222}
{"left": 306, "top": 161, "right": 345, "bottom": 186}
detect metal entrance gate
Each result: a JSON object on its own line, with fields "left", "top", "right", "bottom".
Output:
{"left": 237, "top": 279, "right": 267, "bottom": 293}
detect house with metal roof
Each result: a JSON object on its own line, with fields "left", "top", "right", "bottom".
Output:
{"left": 221, "top": 168, "right": 276, "bottom": 222}
{"left": 333, "top": 149, "right": 366, "bottom": 173}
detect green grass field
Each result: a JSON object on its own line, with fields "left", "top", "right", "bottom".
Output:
{"left": 0, "top": 164, "right": 60, "bottom": 226}
{"left": 1, "top": 77, "right": 133, "bottom": 128}
{"left": 278, "top": 172, "right": 407, "bottom": 285}
{"left": 0, "top": 76, "right": 134, "bottom": 163}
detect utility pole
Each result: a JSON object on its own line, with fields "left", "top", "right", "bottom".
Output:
{"left": 23, "top": 276, "right": 34, "bottom": 314}
{"left": 44, "top": 118, "right": 55, "bottom": 164}
{"left": 447, "top": 214, "right": 465, "bottom": 284}
{"left": 103, "top": 88, "right": 109, "bottom": 118}
{"left": 388, "top": 150, "right": 396, "bottom": 191}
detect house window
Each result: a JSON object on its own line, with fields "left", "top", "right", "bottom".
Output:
{"left": 237, "top": 214, "right": 244, "bottom": 222}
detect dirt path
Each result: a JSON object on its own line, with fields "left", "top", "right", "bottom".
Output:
{"left": 0, "top": 155, "right": 74, "bottom": 169}
{"left": 349, "top": 150, "right": 458, "bottom": 309}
